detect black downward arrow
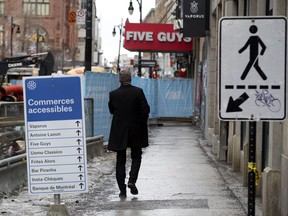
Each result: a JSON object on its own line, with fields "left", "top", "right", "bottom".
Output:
{"left": 226, "top": 92, "right": 249, "bottom": 112}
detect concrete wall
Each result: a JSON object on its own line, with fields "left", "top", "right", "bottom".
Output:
{"left": 283, "top": 121, "right": 288, "bottom": 215}
{"left": 0, "top": 160, "right": 27, "bottom": 196}
{"left": 0, "top": 136, "right": 104, "bottom": 196}
{"left": 281, "top": 154, "right": 288, "bottom": 215}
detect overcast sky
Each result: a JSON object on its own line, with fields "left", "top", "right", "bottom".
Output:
{"left": 96, "top": 0, "right": 155, "bottom": 63}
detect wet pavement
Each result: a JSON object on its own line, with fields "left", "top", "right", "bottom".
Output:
{"left": 0, "top": 124, "right": 262, "bottom": 216}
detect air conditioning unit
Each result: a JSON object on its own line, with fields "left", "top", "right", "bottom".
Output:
{"left": 173, "top": 19, "right": 183, "bottom": 30}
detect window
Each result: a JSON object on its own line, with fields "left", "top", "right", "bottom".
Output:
{"left": 23, "top": 0, "right": 50, "bottom": 16}
{"left": 81, "top": 0, "right": 87, "bottom": 9}
{"left": 266, "top": 0, "right": 273, "bottom": 15}
{"left": 0, "top": 25, "right": 3, "bottom": 47}
{"left": 262, "top": 122, "right": 269, "bottom": 170}
{"left": 244, "top": 0, "right": 250, "bottom": 16}
{"left": 240, "top": 122, "right": 247, "bottom": 151}
{"left": 0, "top": 0, "right": 4, "bottom": 15}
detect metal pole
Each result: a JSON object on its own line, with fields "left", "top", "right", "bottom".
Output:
{"left": 10, "top": 17, "right": 14, "bottom": 57}
{"left": 248, "top": 121, "right": 256, "bottom": 216}
{"left": 54, "top": 194, "right": 60, "bottom": 205}
{"left": 137, "top": 0, "right": 142, "bottom": 77}
{"left": 85, "top": 0, "right": 93, "bottom": 72}
{"left": 116, "top": 19, "right": 123, "bottom": 73}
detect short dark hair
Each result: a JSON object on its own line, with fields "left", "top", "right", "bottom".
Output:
{"left": 119, "top": 70, "right": 131, "bottom": 83}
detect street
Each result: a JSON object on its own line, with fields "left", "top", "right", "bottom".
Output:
{"left": 0, "top": 124, "right": 262, "bottom": 216}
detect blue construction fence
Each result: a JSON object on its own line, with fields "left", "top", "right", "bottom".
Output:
{"left": 84, "top": 72, "right": 194, "bottom": 140}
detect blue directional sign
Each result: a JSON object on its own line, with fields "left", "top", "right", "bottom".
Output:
{"left": 23, "top": 75, "right": 88, "bottom": 195}
{"left": 24, "top": 76, "right": 83, "bottom": 121}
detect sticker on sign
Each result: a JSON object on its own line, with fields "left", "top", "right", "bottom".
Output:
{"left": 218, "top": 16, "right": 287, "bottom": 121}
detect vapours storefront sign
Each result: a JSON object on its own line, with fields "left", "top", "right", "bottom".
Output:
{"left": 124, "top": 21, "right": 192, "bottom": 52}
{"left": 183, "top": 0, "right": 208, "bottom": 37}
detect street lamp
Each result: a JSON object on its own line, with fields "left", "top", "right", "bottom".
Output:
{"left": 112, "top": 18, "right": 123, "bottom": 73}
{"left": 10, "top": 17, "right": 21, "bottom": 57}
{"left": 128, "top": 0, "right": 142, "bottom": 77}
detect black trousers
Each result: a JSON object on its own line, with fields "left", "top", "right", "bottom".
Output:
{"left": 116, "top": 148, "right": 142, "bottom": 191}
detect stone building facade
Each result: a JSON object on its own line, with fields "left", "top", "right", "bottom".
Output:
{"left": 0, "top": 0, "right": 80, "bottom": 70}
{"left": 207, "top": 1, "right": 288, "bottom": 215}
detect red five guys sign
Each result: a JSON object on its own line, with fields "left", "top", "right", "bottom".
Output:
{"left": 123, "top": 20, "right": 193, "bottom": 52}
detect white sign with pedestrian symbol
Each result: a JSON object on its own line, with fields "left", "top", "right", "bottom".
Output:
{"left": 23, "top": 75, "right": 88, "bottom": 195}
{"left": 218, "top": 17, "right": 287, "bottom": 121}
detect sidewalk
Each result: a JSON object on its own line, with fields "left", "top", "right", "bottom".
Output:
{"left": 0, "top": 124, "right": 262, "bottom": 215}
{"left": 200, "top": 139, "right": 263, "bottom": 216}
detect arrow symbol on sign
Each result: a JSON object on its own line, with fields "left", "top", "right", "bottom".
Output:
{"left": 77, "top": 147, "right": 82, "bottom": 153}
{"left": 79, "top": 183, "right": 84, "bottom": 189}
{"left": 75, "top": 120, "right": 80, "bottom": 127}
{"left": 76, "top": 139, "right": 81, "bottom": 145}
{"left": 76, "top": 130, "right": 81, "bottom": 136}
{"left": 226, "top": 92, "right": 249, "bottom": 112}
{"left": 77, "top": 156, "right": 82, "bottom": 162}
{"left": 78, "top": 174, "right": 83, "bottom": 180}
{"left": 78, "top": 165, "right": 83, "bottom": 171}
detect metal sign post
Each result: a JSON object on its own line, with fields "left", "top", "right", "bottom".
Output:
{"left": 248, "top": 122, "right": 256, "bottom": 216}
{"left": 84, "top": 0, "right": 92, "bottom": 71}
{"left": 54, "top": 194, "right": 60, "bottom": 205}
{"left": 218, "top": 16, "right": 287, "bottom": 216}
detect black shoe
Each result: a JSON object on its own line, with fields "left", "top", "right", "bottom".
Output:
{"left": 118, "top": 184, "right": 127, "bottom": 198}
{"left": 119, "top": 191, "right": 127, "bottom": 198}
{"left": 128, "top": 182, "right": 138, "bottom": 195}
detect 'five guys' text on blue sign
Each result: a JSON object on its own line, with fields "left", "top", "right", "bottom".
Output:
{"left": 23, "top": 75, "right": 88, "bottom": 195}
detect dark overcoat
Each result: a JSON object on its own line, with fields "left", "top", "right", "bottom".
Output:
{"left": 108, "top": 84, "right": 150, "bottom": 151}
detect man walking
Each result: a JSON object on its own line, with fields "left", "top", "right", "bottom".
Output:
{"left": 238, "top": 25, "right": 267, "bottom": 80}
{"left": 108, "top": 70, "right": 150, "bottom": 198}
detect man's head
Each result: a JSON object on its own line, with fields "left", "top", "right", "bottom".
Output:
{"left": 119, "top": 70, "right": 132, "bottom": 84}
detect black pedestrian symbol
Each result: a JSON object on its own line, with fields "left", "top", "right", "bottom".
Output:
{"left": 238, "top": 25, "right": 267, "bottom": 80}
